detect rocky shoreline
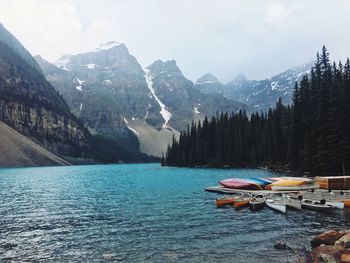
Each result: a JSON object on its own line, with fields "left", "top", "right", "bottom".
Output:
{"left": 305, "top": 230, "right": 350, "bottom": 263}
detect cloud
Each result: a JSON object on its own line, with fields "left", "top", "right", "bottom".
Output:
{"left": 0, "top": 0, "right": 349, "bottom": 82}
{"left": 265, "top": 2, "right": 292, "bottom": 24}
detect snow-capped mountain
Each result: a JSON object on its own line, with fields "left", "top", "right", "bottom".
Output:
{"left": 147, "top": 60, "right": 246, "bottom": 131}
{"left": 226, "top": 63, "right": 312, "bottom": 112}
{"left": 36, "top": 43, "right": 246, "bottom": 157}
{"left": 194, "top": 63, "right": 313, "bottom": 112}
{"left": 194, "top": 73, "right": 224, "bottom": 94}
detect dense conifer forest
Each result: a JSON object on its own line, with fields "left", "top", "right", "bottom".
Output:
{"left": 163, "top": 47, "right": 350, "bottom": 176}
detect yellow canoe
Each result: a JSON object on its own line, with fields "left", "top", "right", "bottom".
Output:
{"left": 265, "top": 179, "right": 308, "bottom": 190}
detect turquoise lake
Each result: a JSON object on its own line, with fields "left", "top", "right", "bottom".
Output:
{"left": 0, "top": 163, "right": 349, "bottom": 262}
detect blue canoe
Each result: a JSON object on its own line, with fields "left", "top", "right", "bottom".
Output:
{"left": 246, "top": 178, "right": 272, "bottom": 188}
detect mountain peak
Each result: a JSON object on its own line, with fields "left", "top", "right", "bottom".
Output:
{"left": 195, "top": 73, "right": 219, "bottom": 85}
{"left": 234, "top": 74, "right": 247, "bottom": 83}
{"left": 0, "top": 23, "right": 42, "bottom": 73}
{"left": 95, "top": 41, "right": 122, "bottom": 51}
{"left": 147, "top": 59, "right": 182, "bottom": 75}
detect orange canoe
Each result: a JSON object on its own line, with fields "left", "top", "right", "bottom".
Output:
{"left": 343, "top": 200, "right": 350, "bottom": 207}
{"left": 216, "top": 197, "right": 236, "bottom": 207}
{"left": 234, "top": 198, "right": 251, "bottom": 209}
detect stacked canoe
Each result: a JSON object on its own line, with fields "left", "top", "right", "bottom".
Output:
{"left": 218, "top": 177, "right": 317, "bottom": 191}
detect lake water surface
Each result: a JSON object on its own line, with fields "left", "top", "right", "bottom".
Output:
{"left": 0, "top": 163, "right": 349, "bottom": 262}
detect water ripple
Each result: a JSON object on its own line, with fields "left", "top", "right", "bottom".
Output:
{"left": 0, "top": 164, "right": 349, "bottom": 262}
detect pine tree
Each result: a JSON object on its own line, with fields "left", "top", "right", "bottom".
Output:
{"left": 164, "top": 47, "right": 350, "bottom": 175}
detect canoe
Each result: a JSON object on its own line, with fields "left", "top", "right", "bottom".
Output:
{"left": 266, "top": 177, "right": 287, "bottom": 183}
{"left": 249, "top": 195, "right": 266, "bottom": 210}
{"left": 271, "top": 184, "right": 319, "bottom": 191}
{"left": 301, "top": 199, "right": 336, "bottom": 212}
{"left": 265, "top": 198, "right": 286, "bottom": 213}
{"left": 281, "top": 195, "right": 302, "bottom": 210}
{"left": 215, "top": 196, "right": 236, "bottom": 207}
{"left": 343, "top": 200, "right": 350, "bottom": 207}
{"left": 280, "top": 177, "right": 313, "bottom": 182}
{"left": 246, "top": 178, "right": 272, "bottom": 188}
{"left": 265, "top": 179, "right": 304, "bottom": 190}
{"left": 325, "top": 201, "right": 344, "bottom": 209}
{"left": 219, "top": 178, "right": 262, "bottom": 190}
{"left": 215, "top": 194, "right": 245, "bottom": 207}
{"left": 300, "top": 192, "right": 345, "bottom": 209}
{"left": 234, "top": 197, "right": 252, "bottom": 209}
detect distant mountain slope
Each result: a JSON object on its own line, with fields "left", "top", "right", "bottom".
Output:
{"left": 147, "top": 60, "right": 247, "bottom": 131}
{"left": 225, "top": 63, "right": 312, "bottom": 112}
{"left": 0, "top": 121, "right": 70, "bottom": 167}
{"left": 0, "top": 23, "right": 90, "bottom": 159}
{"left": 194, "top": 72, "right": 224, "bottom": 94}
{"left": 37, "top": 45, "right": 246, "bottom": 157}
{"left": 0, "top": 23, "right": 42, "bottom": 73}
{"left": 37, "top": 42, "right": 163, "bottom": 131}
{"left": 194, "top": 63, "right": 313, "bottom": 112}
{"left": 35, "top": 42, "right": 164, "bottom": 156}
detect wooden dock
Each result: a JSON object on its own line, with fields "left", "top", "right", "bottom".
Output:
{"left": 204, "top": 185, "right": 350, "bottom": 195}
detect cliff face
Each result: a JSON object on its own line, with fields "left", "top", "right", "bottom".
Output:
{"left": 0, "top": 25, "right": 89, "bottom": 158}
{"left": 37, "top": 45, "right": 247, "bottom": 157}
{"left": 36, "top": 42, "right": 163, "bottom": 134}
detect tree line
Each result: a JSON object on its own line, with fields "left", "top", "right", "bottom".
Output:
{"left": 163, "top": 47, "right": 350, "bottom": 176}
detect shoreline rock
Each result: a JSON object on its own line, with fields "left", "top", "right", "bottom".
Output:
{"left": 306, "top": 229, "right": 350, "bottom": 263}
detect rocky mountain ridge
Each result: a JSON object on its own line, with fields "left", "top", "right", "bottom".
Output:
{"left": 37, "top": 44, "right": 246, "bottom": 156}
{"left": 194, "top": 63, "right": 313, "bottom": 112}
{"left": 0, "top": 24, "right": 90, "bottom": 160}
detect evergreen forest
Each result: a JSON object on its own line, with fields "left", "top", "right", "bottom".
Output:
{"left": 163, "top": 47, "right": 350, "bottom": 176}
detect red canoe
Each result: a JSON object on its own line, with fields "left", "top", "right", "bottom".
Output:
{"left": 219, "top": 178, "right": 262, "bottom": 190}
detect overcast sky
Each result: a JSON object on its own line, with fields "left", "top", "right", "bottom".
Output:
{"left": 1, "top": 0, "right": 350, "bottom": 82}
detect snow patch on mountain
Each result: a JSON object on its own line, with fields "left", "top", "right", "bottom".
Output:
{"left": 196, "top": 80, "right": 218, "bottom": 85}
{"left": 76, "top": 86, "right": 82, "bottom": 91}
{"left": 76, "top": 78, "right": 85, "bottom": 85}
{"left": 194, "top": 107, "right": 200, "bottom": 114}
{"left": 144, "top": 68, "right": 172, "bottom": 128}
{"left": 84, "top": 64, "right": 97, "bottom": 69}
{"left": 253, "top": 89, "right": 264, "bottom": 96}
{"left": 95, "top": 41, "right": 121, "bottom": 51}
{"left": 59, "top": 65, "right": 70, "bottom": 71}
{"left": 271, "top": 81, "right": 278, "bottom": 90}
{"left": 127, "top": 126, "right": 139, "bottom": 135}
{"left": 103, "top": 79, "right": 112, "bottom": 85}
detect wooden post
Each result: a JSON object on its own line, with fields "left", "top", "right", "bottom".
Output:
{"left": 343, "top": 159, "right": 346, "bottom": 176}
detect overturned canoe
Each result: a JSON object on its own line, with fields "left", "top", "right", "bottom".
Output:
{"left": 271, "top": 184, "right": 319, "bottom": 191}
{"left": 247, "top": 178, "right": 272, "bottom": 188}
{"left": 266, "top": 179, "right": 317, "bottom": 191}
{"left": 219, "top": 178, "right": 262, "bottom": 190}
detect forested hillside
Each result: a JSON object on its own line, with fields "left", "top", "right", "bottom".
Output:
{"left": 164, "top": 47, "right": 350, "bottom": 176}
